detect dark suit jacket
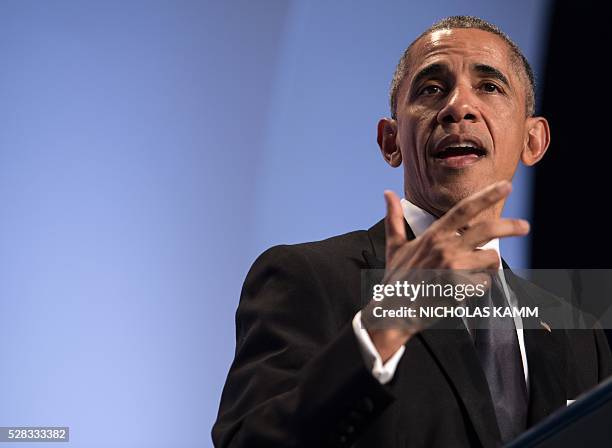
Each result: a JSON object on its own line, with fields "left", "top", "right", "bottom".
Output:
{"left": 212, "top": 218, "right": 612, "bottom": 447}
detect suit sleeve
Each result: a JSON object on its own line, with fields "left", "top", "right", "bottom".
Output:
{"left": 212, "top": 245, "right": 395, "bottom": 448}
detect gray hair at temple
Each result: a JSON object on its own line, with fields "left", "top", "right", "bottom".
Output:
{"left": 389, "top": 16, "right": 536, "bottom": 120}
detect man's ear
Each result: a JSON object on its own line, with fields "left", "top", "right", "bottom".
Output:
{"left": 377, "top": 118, "right": 402, "bottom": 167}
{"left": 521, "top": 116, "right": 551, "bottom": 166}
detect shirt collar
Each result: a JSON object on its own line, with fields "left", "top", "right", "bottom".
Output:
{"left": 399, "top": 197, "right": 501, "bottom": 259}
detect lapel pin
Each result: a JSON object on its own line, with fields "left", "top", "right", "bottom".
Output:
{"left": 540, "top": 320, "right": 552, "bottom": 332}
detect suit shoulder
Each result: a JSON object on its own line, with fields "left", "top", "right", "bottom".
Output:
{"left": 253, "top": 228, "right": 372, "bottom": 270}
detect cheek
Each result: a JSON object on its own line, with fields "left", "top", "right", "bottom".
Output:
{"left": 485, "top": 104, "right": 525, "bottom": 160}
{"left": 491, "top": 125, "right": 524, "bottom": 169}
{"left": 487, "top": 92, "right": 520, "bottom": 117}
{"left": 401, "top": 109, "right": 436, "bottom": 162}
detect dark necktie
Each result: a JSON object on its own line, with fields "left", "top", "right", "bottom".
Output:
{"left": 469, "top": 272, "right": 528, "bottom": 444}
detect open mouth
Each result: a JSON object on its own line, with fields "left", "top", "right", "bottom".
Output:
{"left": 434, "top": 144, "right": 487, "bottom": 159}
{"left": 432, "top": 142, "right": 487, "bottom": 168}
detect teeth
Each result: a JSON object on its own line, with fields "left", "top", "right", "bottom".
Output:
{"left": 446, "top": 144, "right": 478, "bottom": 149}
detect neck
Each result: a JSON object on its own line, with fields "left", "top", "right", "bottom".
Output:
{"left": 404, "top": 192, "right": 505, "bottom": 225}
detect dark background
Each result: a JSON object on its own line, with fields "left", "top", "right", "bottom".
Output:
{"left": 534, "top": 1, "right": 612, "bottom": 345}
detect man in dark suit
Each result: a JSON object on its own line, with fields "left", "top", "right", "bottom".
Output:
{"left": 212, "top": 16, "right": 612, "bottom": 447}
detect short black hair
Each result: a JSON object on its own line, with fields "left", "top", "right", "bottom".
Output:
{"left": 389, "top": 15, "right": 536, "bottom": 119}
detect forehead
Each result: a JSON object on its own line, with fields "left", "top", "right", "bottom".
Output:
{"left": 408, "top": 28, "right": 515, "bottom": 77}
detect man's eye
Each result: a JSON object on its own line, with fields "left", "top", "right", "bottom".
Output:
{"left": 481, "top": 82, "right": 500, "bottom": 93}
{"left": 419, "top": 85, "right": 443, "bottom": 96}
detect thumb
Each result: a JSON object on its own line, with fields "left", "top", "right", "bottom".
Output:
{"left": 384, "top": 190, "right": 407, "bottom": 254}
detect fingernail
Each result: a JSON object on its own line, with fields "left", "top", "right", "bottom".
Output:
{"left": 519, "top": 219, "right": 530, "bottom": 231}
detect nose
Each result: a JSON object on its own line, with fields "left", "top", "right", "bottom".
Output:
{"left": 437, "top": 84, "right": 480, "bottom": 124}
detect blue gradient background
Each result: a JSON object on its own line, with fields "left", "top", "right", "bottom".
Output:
{"left": 0, "top": 1, "right": 550, "bottom": 446}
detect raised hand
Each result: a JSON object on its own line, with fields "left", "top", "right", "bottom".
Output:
{"left": 362, "top": 180, "right": 530, "bottom": 361}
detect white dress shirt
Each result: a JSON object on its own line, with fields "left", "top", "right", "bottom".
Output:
{"left": 353, "top": 198, "right": 529, "bottom": 386}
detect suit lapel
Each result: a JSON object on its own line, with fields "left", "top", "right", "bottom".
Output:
{"left": 419, "top": 325, "right": 502, "bottom": 446}
{"left": 363, "top": 218, "right": 502, "bottom": 447}
{"left": 502, "top": 266, "right": 567, "bottom": 425}
{"left": 523, "top": 329, "right": 567, "bottom": 425}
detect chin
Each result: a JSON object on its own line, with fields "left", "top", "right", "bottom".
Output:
{"left": 430, "top": 179, "right": 487, "bottom": 211}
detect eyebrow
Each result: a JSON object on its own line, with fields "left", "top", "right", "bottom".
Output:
{"left": 472, "top": 63, "right": 511, "bottom": 89}
{"left": 410, "top": 63, "right": 447, "bottom": 91}
{"left": 409, "top": 62, "right": 513, "bottom": 92}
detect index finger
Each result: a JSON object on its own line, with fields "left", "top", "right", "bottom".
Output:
{"left": 435, "top": 180, "right": 512, "bottom": 232}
